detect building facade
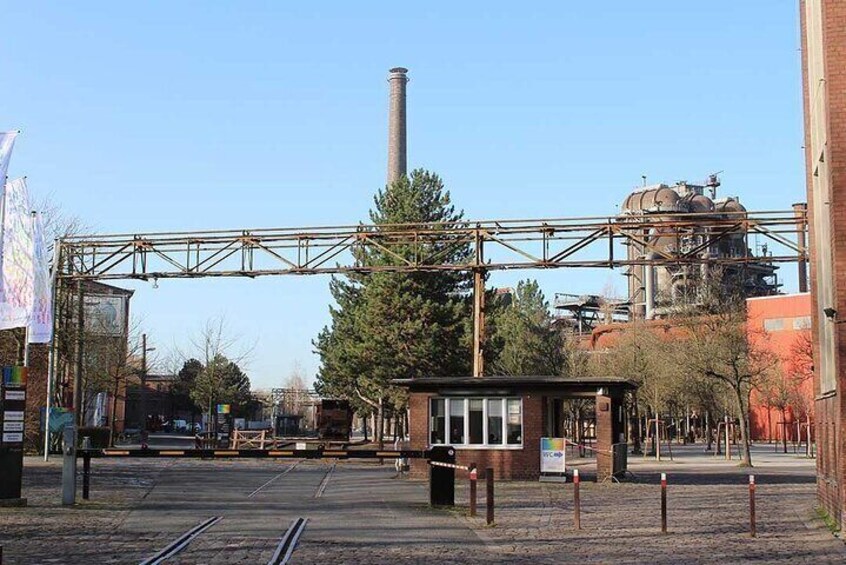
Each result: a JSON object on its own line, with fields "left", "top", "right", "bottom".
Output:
{"left": 800, "top": 0, "right": 846, "bottom": 528}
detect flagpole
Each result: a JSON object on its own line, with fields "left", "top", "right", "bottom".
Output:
{"left": 43, "top": 236, "right": 60, "bottom": 461}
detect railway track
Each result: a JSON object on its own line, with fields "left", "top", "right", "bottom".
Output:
{"left": 267, "top": 517, "right": 308, "bottom": 565}
{"left": 314, "top": 462, "right": 336, "bottom": 498}
{"left": 248, "top": 461, "right": 302, "bottom": 498}
{"left": 139, "top": 516, "right": 223, "bottom": 565}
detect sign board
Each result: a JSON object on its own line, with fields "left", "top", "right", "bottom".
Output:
{"left": 83, "top": 294, "right": 127, "bottom": 336}
{"left": 217, "top": 404, "right": 231, "bottom": 415}
{"left": 540, "top": 437, "right": 566, "bottom": 474}
{"left": 0, "top": 365, "right": 27, "bottom": 500}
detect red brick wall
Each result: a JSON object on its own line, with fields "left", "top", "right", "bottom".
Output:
{"left": 801, "top": 0, "right": 846, "bottom": 528}
{"left": 407, "top": 391, "right": 546, "bottom": 480}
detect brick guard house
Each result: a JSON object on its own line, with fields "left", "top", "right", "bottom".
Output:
{"left": 396, "top": 376, "right": 635, "bottom": 480}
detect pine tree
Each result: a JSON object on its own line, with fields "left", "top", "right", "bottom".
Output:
{"left": 487, "top": 279, "right": 563, "bottom": 375}
{"left": 314, "top": 170, "right": 472, "bottom": 443}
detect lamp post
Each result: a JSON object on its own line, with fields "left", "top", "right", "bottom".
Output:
{"left": 139, "top": 334, "right": 156, "bottom": 434}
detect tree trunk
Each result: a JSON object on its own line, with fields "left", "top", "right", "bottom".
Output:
{"left": 109, "top": 378, "right": 120, "bottom": 446}
{"left": 705, "top": 410, "right": 712, "bottom": 452}
{"left": 377, "top": 398, "right": 384, "bottom": 449}
{"left": 806, "top": 413, "right": 812, "bottom": 458}
{"left": 781, "top": 407, "right": 788, "bottom": 454}
{"left": 631, "top": 394, "right": 642, "bottom": 454}
{"left": 735, "top": 386, "right": 752, "bottom": 466}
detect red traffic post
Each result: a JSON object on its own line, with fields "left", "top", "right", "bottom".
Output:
{"left": 749, "top": 474, "right": 756, "bottom": 538}
{"left": 469, "top": 464, "right": 478, "bottom": 517}
{"left": 573, "top": 468, "right": 581, "bottom": 530}
{"left": 660, "top": 472, "right": 667, "bottom": 534}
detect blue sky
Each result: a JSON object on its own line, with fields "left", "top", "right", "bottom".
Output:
{"left": 3, "top": 2, "right": 805, "bottom": 388}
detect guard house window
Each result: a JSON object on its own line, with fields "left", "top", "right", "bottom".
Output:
{"left": 429, "top": 397, "right": 522, "bottom": 448}
{"left": 487, "top": 399, "right": 503, "bottom": 444}
{"left": 469, "top": 399, "right": 484, "bottom": 444}
{"left": 449, "top": 399, "right": 465, "bottom": 444}
{"left": 430, "top": 399, "right": 445, "bottom": 444}
{"left": 507, "top": 399, "right": 522, "bottom": 444}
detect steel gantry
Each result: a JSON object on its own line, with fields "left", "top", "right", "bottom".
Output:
{"left": 54, "top": 209, "right": 808, "bottom": 376}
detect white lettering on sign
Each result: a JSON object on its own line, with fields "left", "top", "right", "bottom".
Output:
{"left": 4, "top": 390, "right": 25, "bottom": 401}
{"left": 3, "top": 421, "right": 23, "bottom": 432}
{"left": 2, "top": 432, "right": 23, "bottom": 443}
{"left": 3, "top": 411, "right": 24, "bottom": 421}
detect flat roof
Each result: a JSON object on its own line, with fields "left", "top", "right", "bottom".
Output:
{"left": 394, "top": 375, "right": 637, "bottom": 394}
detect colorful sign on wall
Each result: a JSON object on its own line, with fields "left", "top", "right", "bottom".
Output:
{"left": 216, "top": 404, "right": 231, "bottom": 415}
{"left": 2, "top": 366, "right": 27, "bottom": 386}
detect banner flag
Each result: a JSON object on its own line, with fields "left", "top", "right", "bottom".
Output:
{"left": 0, "top": 132, "right": 21, "bottom": 330}
{"left": 0, "top": 132, "right": 18, "bottom": 184}
{"left": 0, "top": 177, "right": 34, "bottom": 330}
{"left": 28, "top": 212, "right": 52, "bottom": 343}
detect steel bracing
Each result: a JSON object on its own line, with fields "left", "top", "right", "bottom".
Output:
{"left": 56, "top": 209, "right": 806, "bottom": 281}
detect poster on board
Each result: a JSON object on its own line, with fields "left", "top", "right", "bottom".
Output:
{"left": 540, "top": 437, "right": 566, "bottom": 474}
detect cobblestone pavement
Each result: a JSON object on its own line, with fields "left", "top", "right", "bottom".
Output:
{"left": 1, "top": 445, "right": 844, "bottom": 564}
{"left": 452, "top": 444, "right": 846, "bottom": 564}
{"left": 0, "top": 457, "right": 484, "bottom": 564}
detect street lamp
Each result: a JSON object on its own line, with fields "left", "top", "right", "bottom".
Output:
{"left": 139, "top": 333, "right": 157, "bottom": 435}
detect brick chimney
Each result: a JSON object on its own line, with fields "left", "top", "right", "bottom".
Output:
{"left": 386, "top": 67, "right": 409, "bottom": 186}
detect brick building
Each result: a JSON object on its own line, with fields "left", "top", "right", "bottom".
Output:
{"left": 398, "top": 376, "right": 633, "bottom": 480}
{"left": 746, "top": 294, "right": 814, "bottom": 442}
{"left": 589, "top": 294, "right": 815, "bottom": 444}
{"left": 800, "top": 0, "right": 846, "bottom": 528}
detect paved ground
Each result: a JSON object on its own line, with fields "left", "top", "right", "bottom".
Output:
{"left": 1, "top": 444, "right": 844, "bottom": 564}
{"left": 458, "top": 444, "right": 846, "bottom": 564}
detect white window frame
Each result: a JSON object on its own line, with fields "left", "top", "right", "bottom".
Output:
{"left": 428, "top": 396, "right": 523, "bottom": 450}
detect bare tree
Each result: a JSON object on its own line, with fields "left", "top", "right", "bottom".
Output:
{"left": 672, "top": 291, "right": 778, "bottom": 466}
{"left": 182, "top": 316, "right": 255, "bottom": 433}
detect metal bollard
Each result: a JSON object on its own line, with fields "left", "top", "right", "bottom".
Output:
{"left": 660, "top": 472, "right": 667, "bottom": 533}
{"left": 573, "top": 468, "right": 581, "bottom": 530}
{"left": 61, "top": 425, "right": 77, "bottom": 506}
{"left": 486, "top": 467, "right": 494, "bottom": 526}
{"left": 82, "top": 452, "right": 91, "bottom": 500}
{"left": 469, "top": 464, "right": 477, "bottom": 517}
{"left": 749, "top": 475, "right": 756, "bottom": 537}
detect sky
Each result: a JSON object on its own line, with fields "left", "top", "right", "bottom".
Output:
{"left": 2, "top": 2, "right": 806, "bottom": 389}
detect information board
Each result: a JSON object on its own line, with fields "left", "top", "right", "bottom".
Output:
{"left": 540, "top": 437, "right": 566, "bottom": 474}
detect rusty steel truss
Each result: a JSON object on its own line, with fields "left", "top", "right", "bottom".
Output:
{"left": 57, "top": 210, "right": 806, "bottom": 281}
{"left": 55, "top": 208, "right": 808, "bottom": 377}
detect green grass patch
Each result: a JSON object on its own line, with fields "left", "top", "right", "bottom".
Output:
{"left": 814, "top": 506, "right": 839, "bottom": 534}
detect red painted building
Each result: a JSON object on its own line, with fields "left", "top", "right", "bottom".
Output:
{"left": 590, "top": 294, "right": 814, "bottom": 443}
{"left": 747, "top": 294, "right": 813, "bottom": 442}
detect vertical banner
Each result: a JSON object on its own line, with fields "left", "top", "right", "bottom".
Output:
{"left": 0, "top": 132, "right": 20, "bottom": 312}
{"left": 0, "top": 177, "right": 33, "bottom": 330}
{"left": 28, "top": 212, "right": 52, "bottom": 343}
{"left": 0, "top": 131, "right": 18, "bottom": 185}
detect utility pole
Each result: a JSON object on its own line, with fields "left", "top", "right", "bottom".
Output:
{"left": 140, "top": 333, "right": 147, "bottom": 432}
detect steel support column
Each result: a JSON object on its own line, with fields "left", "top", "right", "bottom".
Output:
{"left": 473, "top": 269, "right": 486, "bottom": 377}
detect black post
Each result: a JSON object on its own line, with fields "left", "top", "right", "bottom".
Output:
{"left": 660, "top": 472, "right": 667, "bottom": 533}
{"left": 82, "top": 452, "right": 91, "bottom": 500}
{"left": 486, "top": 467, "right": 494, "bottom": 526}
{"left": 428, "top": 446, "right": 455, "bottom": 507}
